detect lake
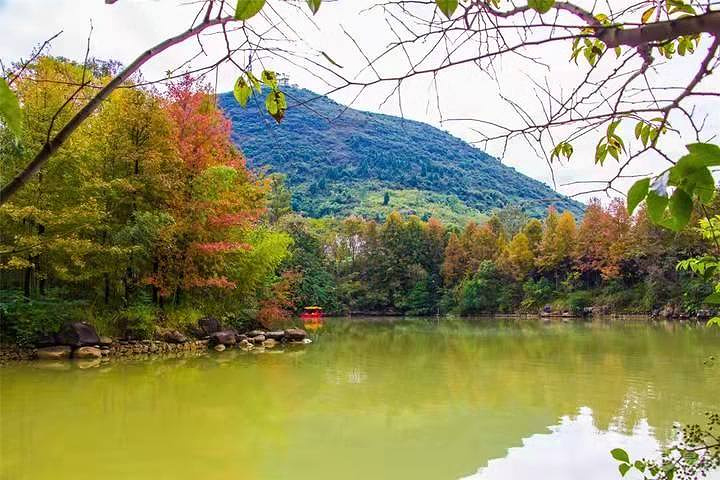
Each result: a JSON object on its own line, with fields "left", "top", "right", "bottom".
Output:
{"left": 1, "top": 317, "right": 718, "bottom": 480}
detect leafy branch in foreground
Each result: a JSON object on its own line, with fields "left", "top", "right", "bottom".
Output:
{"left": 612, "top": 413, "right": 720, "bottom": 480}
{"left": 677, "top": 214, "right": 720, "bottom": 327}
{"left": 626, "top": 143, "right": 720, "bottom": 232}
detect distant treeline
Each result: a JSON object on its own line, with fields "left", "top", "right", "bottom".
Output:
{"left": 276, "top": 196, "right": 712, "bottom": 317}
{"left": 0, "top": 57, "right": 713, "bottom": 346}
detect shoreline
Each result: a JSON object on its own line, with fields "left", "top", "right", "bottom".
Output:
{"left": 0, "top": 324, "right": 312, "bottom": 365}
{"left": 2, "top": 311, "right": 709, "bottom": 365}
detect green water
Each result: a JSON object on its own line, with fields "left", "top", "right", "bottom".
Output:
{"left": 1, "top": 317, "right": 718, "bottom": 480}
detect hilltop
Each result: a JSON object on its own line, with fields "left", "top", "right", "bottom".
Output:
{"left": 219, "top": 86, "right": 584, "bottom": 223}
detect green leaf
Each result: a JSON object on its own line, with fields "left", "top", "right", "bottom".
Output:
{"left": 0, "top": 77, "right": 22, "bottom": 141}
{"left": 607, "top": 119, "right": 621, "bottom": 137}
{"left": 235, "top": 0, "right": 266, "bottom": 20}
{"left": 528, "top": 0, "right": 555, "bottom": 14}
{"left": 634, "top": 121, "right": 643, "bottom": 139}
{"left": 686, "top": 142, "right": 720, "bottom": 167}
{"left": 261, "top": 70, "right": 278, "bottom": 88}
{"left": 306, "top": 0, "right": 322, "bottom": 14}
{"left": 246, "top": 72, "right": 262, "bottom": 92}
{"left": 265, "top": 90, "right": 287, "bottom": 123}
{"left": 618, "top": 463, "right": 631, "bottom": 477}
{"left": 641, "top": 125, "right": 651, "bottom": 146}
{"left": 627, "top": 178, "right": 650, "bottom": 214}
{"left": 641, "top": 6, "right": 655, "bottom": 23}
{"left": 611, "top": 448, "right": 630, "bottom": 464}
{"left": 233, "top": 76, "right": 252, "bottom": 108}
{"left": 703, "top": 292, "right": 720, "bottom": 304}
{"left": 668, "top": 188, "right": 692, "bottom": 231}
{"left": 646, "top": 191, "right": 668, "bottom": 223}
{"left": 435, "top": 0, "right": 458, "bottom": 18}
{"left": 634, "top": 460, "right": 646, "bottom": 472}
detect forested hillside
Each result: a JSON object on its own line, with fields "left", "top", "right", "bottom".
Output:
{"left": 219, "top": 86, "right": 583, "bottom": 222}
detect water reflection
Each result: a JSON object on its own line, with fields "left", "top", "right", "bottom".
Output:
{"left": 466, "top": 406, "right": 720, "bottom": 480}
{"left": 1, "top": 317, "right": 718, "bottom": 480}
{"left": 463, "top": 407, "right": 665, "bottom": 480}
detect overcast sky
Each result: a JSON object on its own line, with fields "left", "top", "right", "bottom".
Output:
{"left": 2, "top": 0, "right": 718, "bottom": 204}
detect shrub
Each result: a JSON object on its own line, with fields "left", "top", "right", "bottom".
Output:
{"left": 521, "top": 278, "right": 554, "bottom": 311}
{"left": 566, "top": 290, "right": 593, "bottom": 315}
{"left": 0, "top": 290, "right": 88, "bottom": 346}
{"left": 112, "top": 304, "right": 158, "bottom": 340}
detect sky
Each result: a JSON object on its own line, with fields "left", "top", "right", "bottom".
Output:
{"left": 1, "top": 0, "right": 718, "bottom": 204}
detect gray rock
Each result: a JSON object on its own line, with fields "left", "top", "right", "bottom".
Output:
{"left": 214, "top": 344, "right": 226, "bottom": 352}
{"left": 265, "top": 331, "right": 285, "bottom": 340}
{"left": 37, "top": 345, "right": 71, "bottom": 360}
{"left": 162, "top": 330, "right": 188, "bottom": 344}
{"left": 251, "top": 335, "right": 266, "bottom": 344}
{"left": 198, "top": 316, "right": 221, "bottom": 336}
{"left": 239, "top": 339, "right": 253, "bottom": 350}
{"left": 262, "top": 338, "right": 278, "bottom": 348}
{"left": 98, "top": 336, "right": 113, "bottom": 346}
{"left": 284, "top": 328, "right": 308, "bottom": 341}
{"left": 55, "top": 322, "right": 100, "bottom": 347}
{"left": 209, "top": 330, "right": 237, "bottom": 346}
{"left": 73, "top": 346, "right": 102, "bottom": 359}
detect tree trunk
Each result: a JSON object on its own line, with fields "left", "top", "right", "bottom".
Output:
{"left": 104, "top": 273, "right": 110, "bottom": 305}
{"left": 23, "top": 263, "right": 31, "bottom": 298}
{"left": 151, "top": 258, "right": 159, "bottom": 305}
{"left": 37, "top": 224, "right": 46, "bottom": 296}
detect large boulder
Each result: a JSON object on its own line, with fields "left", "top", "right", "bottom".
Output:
{"left": 37, "top": 345, "right": 71, "bottom": 360}
{"left": 161, "top": 330, "right": 188, "bottom": 344}
{"left": 265, "top": 331, "right": 285, "bottom": 341}
{"left": 250, "top": 335, "right": 266, "bottom": 344}
{"left": 209, "top": 330, "right": 237, "bottom": 346}
{"left": 55, "top": 322, "right": 100, "bottom": 347}
{"left": 73, "top": 346, "right": 102, "bottom": 359}
{"left": 198, "top": 317, "right": 221, "bottom": 336}
{"left": 284, "top": 328, "right": 308, "bottom": 341}
{"left": 247, "top": 330, "right": 266, "bottom": 338}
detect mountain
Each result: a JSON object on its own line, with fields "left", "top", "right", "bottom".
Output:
{"left": 218, "top": 85, "right": 584, "bottom": 223}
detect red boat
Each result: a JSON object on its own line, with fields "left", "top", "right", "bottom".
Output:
{"left": 300, "top": 306, "right": 324, "bottom": 319}
{"left": 300, "top": 306, "right": 324, "bottom": 330}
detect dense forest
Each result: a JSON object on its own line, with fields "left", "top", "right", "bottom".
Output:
{"left": 275, "top": 196, "right": 711, "bottom": 318}
{"left": 219, "top": 86, "right": 584, "bottom": 221}
{"left": 0, "top": 58, "right": 714, "bottom": 346}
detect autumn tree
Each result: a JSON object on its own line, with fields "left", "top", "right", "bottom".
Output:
{"left": 537, "top": 208, "right": 577, "bottom": 285}
{"left": 149, "top": 76, "right": 267, "bottom": 302}
{"left": 499, "top": 233, "right": 535, "bottom": 281}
